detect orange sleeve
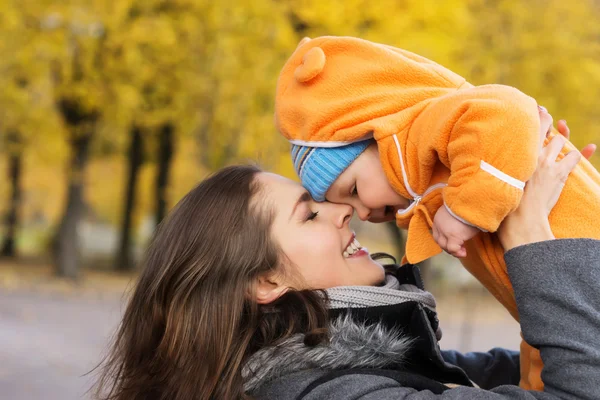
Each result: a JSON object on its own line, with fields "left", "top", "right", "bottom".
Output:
{"left": 408, "top": 84, "right": 540, "bottom": 232}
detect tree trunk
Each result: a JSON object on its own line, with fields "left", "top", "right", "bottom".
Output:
{"left": 116, "top": 126, "right": 144, "bottom": 271}
{"left": 54, "top": 132, "right": 93, "bottom": 279}
{"left": 155, "top": 123, "right": 174, "bottom": 226}
{"left": 196, "top": 82, "right": 218, "bottom": 170}
{"left": 1, "top": 149, "right": 23, "bottom": 257}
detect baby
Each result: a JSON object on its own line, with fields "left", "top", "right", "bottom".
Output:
{"left": 275, "top": 36, "right": 600, "bottom": 390}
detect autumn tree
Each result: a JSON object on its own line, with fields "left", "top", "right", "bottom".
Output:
{"left": 110, "top": 0, "right": 299, "bottom": 270}
{"left": 457, "top": 0, "right": 600, "bottom": 155}
{"left": 103, "top": 0, "right": 207, "bottom": 269}
{"left": 19, "top": 1, "right": 134, "bottom": 278}
{"left": 0, "top": 2, "right": 63, "bottom": 258}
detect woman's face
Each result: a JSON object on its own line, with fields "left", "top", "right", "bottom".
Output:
{"left": 256, "top": 172, "right": 385, "bottom": 290}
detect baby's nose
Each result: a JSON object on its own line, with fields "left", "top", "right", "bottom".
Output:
{"left": 356, "top": 207, "right": 371, "bottom": 221}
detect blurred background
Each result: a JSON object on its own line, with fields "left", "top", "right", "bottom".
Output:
{"left": 1, "top": 0, "right": 599, "bottom": 398}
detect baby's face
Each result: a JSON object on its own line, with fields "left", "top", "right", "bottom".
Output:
{"left": 325, "top": 143, "right": 410, "bottom": 223}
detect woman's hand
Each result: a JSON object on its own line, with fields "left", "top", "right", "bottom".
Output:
{"left": 538, "top": 106, "right": 596, "bottom": 159}
{"left": 498, "top": 111, "right": 593, "bottom": 251}
{"left": 498, "top": 136, "right": 579, "bottom": 251}
{"left": 556, "top": 119, "right": 597, "bottom": 160}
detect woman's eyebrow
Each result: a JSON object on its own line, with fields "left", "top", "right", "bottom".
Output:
{"left": 290, "top": 191, "right": 311, "bottom": 220}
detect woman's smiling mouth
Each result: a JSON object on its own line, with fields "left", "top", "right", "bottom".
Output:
{"left": 343, "top": 235, "right": 367, "bottom": 258}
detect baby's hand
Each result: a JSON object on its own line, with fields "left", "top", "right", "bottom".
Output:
{"left": 432, "top": 206, "right": 479, "bottom": 258}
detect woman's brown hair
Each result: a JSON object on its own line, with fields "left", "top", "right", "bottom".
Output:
{"left": 93, "top": 165, "right": 328, "bottom": 400}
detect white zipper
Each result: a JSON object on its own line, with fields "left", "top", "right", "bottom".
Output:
{"left": 397, "top": 182, "right": 447, "bottom": 215}
{"left": 392, "top": 134, "right": 447, "bottom": 216}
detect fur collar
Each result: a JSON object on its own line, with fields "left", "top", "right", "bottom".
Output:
{"left": 243, "top": 314, "right": 414, "bottom": 393}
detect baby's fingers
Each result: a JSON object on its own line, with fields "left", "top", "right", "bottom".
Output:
{"left": 446, "top": 237, "right": 466, "bottom": 258}
{"left": 435, "top": 233, "right": 448, "bottom": 253}
{"left": 455, "top": 247, "right": 467, "bottom": 258}
{"left": 432, "top": 224, "right": 439, "bottom": 243}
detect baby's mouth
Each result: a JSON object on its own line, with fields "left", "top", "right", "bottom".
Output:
{"left": 343, "top": 237, "right": 363, "bottom": 258}
{"left": 384, "top": 205, "right": 396, "bottom": 216}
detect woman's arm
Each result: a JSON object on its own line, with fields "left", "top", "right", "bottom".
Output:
{"left": 438, "top": 117, "right": 592, "bottom": 390}
{"left": 505, "top": 238, "right": 600, "bottom": 400}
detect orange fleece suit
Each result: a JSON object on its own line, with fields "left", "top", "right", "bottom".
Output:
{"left": 275, "top": 36, "right": 600, "bottom": 390}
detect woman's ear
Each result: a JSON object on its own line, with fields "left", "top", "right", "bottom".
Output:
{"left": 255, "top": 272, "right": 288, "bottom": 304}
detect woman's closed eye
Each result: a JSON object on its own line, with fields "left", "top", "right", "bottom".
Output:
{"left": 305, "top": 210, "right": 319, "bottom": 221}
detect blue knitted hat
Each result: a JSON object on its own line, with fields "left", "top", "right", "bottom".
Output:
{"left": 291, "top": 141, "right": 371, "bottom": 202}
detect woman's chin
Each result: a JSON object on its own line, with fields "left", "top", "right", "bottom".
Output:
{"left": 346, "top": 258, "right": 385, "bottom": 286}
{"left": 368, "top": 267, "right": 387, "bottom": 286}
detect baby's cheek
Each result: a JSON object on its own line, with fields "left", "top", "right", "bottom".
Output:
{"left": 398, "top": 194, "right": 412, "bottom": 209}
{"left": 362, "top": 192, "right": 386, "bottom": 210}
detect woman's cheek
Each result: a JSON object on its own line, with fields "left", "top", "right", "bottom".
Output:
{"left": 321, "top": 236, "right": 343, "bottom": 266}
{"left": 292, "top": 234, "right": 323, "bottom": 265}
{"left": 302, "top": 228, "right": 335, "bottom": 261}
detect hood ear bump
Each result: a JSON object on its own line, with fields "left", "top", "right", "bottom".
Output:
{"left": 296, "top": 36, "right": 311, "bottom": 49}
{"left": 294, "top": 46, "right": 326, "bottom": 83}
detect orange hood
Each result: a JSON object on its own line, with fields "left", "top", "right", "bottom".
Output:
{"left": 275, "top": 36, "right": 468, "bottom": 148}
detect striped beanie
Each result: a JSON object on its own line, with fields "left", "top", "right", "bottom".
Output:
{"left": 291, "top": 140, "right": 371, "bottom": 202}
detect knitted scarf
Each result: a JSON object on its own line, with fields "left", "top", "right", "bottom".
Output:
{"left": 326, "top": 274, "right": 437, "bottom": 312}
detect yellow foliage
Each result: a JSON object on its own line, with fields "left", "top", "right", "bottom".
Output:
{"left": 458, "top": 0, "right": 600, "bottom": 151}
{"left": 1, "top": 0, "right": 600, "bottom": 247}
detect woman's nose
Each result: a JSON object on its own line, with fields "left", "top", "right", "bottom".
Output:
{"left": 334, "top": 203, "right": 354, "bottom": 228}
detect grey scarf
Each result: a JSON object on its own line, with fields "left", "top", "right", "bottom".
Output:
{"left": 326, "top": 274, "right": 441, "bottom": 341}
{"left": 326, "top": 274, "right": 437, "bottom": 313}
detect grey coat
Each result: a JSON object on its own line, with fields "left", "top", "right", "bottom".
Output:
{"left": 246, "top": 239, "right": 600, "bottom": 399}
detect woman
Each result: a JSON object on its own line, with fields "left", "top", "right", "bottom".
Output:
{"left": 94, "top": 122, "right": 600, "bottom": 399}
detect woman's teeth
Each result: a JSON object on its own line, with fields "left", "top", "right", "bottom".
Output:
{"left": 343, "top": 238, "right": 362, "bottom": 258}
